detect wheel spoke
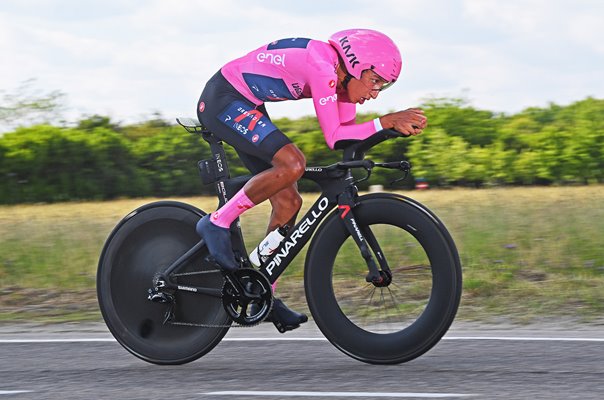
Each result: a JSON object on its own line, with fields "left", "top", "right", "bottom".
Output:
{"left": 305, "top": 196, "right": 462, "bottom": 364}
{"left": 329, "top": 222, "right": 436, "bottom": 332}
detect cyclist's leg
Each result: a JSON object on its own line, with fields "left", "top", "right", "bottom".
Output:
{"left": 197, "top": 74, "right": 307, "bottom": 329}
{"left": 196, "top": 72, "right": 305, "bottom": 270}
{"left": 198, "top": 74, "right": 303, "bottom": 221}
{"left": 236, "top": 152, "right": 303, "bottom": 232}
{"left": 237, "top": 152, "right": 308, "bottom": 331}
{"left": 217, "top": 119, "right": 307, "bottom": 331}
{"left": 267, "top": 183, "right": 302, "bottom": 232}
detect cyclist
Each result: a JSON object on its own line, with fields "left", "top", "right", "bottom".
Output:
{"left": 196, "top": 28, "right": 427, "bottom": 332}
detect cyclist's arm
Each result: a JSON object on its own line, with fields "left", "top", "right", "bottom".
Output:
{"left": 310, "top": 74, "right": 378, "bottom": 149}
{"left": 337, "top": 101, "right": 384, "bottom": 130}
{"left": 337, "top": 101, "right": 356, "bottom": 126}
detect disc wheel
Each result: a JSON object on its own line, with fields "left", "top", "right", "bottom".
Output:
{"left": 97, "top": 201, "right": 230, "bottom": 365}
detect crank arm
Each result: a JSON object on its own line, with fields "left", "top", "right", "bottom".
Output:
{"left": 222, "top": 270, "right": 266, "bottom": 300}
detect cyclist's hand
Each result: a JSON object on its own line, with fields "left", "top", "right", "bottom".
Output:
{"left": 380, "top": 108, "right": 427, "bottom": 136}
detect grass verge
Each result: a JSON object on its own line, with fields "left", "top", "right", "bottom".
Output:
{"left": 1, "top": 186, "right": 603, "bottom": 324}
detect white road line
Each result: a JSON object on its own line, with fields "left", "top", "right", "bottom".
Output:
{"left": 444, "top": 336, "right": 604, "bottom": 342}
{"left": 0, "top": 391, "right": 33, "bottom": 395}
{"left": 0, "top": 336, "right": 603, "bottom": 344}
{"left": 0, "top": 338, "right": 116, "bottom": 343}
{"left": 204, "top": 391, "right": 474, "bottom": 398}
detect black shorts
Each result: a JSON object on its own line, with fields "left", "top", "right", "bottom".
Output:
{"left": 197, "top": 71, "right": 292, "bottom": 174}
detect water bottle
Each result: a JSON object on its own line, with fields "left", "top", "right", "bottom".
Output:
{"left": 249, "top": 226, "right": 288, "bottom": 267}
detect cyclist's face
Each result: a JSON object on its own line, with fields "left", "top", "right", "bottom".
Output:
{"left": 348, "top": 70, "right": 389, "bottom": 105}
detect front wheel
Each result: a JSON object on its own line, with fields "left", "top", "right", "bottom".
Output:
{"left": 97, "top": 201, "right": 230, "bottom": 365}
{"left": 305, "top": 193, "right": 462, "bottom": 364}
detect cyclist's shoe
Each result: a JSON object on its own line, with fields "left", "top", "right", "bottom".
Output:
{"left": 268, "top": 298, "right": 308, "bottom": 333}
{"left": 196, "top": 214, "right": 239, "bottom": 272}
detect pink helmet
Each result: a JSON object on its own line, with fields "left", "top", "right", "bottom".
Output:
{"left": 328, "top": 29, "right": 402, "bottom": 89}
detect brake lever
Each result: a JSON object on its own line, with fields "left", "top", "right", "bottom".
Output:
{"left": 391, "top": 173, "right": 408, "bottom": 185}
{"left": 390, "top": 161, "right": 411, "bottom": 185}
{"left": 353, "top": 164, "right": 373, "bottom": 184}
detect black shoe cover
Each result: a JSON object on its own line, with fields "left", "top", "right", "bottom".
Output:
{"left": 196, "top": 214, "right": 239, "bottom": 272}
{"left": 269, "top": 298, "right": 308, "bottom": 333}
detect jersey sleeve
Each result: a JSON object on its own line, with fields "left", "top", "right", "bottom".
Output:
{"left": 337, "top": 101, "right": 357, "bottom": 125}
{"left": 309, "top": 72, "right": 377, "bottom": 149}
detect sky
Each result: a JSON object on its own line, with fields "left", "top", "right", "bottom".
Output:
{"left": 1, "top": 0, "right": 603, "bottom": 128}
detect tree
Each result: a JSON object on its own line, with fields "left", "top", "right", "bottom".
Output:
{"left": 420, "top": 96, "right": 501, "bottom": 146}
{"left": 0, "top": 79, "right": 65, "bottom": 132}
{"left": 77, "top": 115, "right": 121, "bottom": 132}
{"left": 407, "top": 128, "right": 473, "bottom": 186}
{"left": 0, "top": 125, "right": 140, "bottom": 202}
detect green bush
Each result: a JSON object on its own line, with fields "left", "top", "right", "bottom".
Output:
{"left": 1, "top": 97, "right": 603, "bottom": 204}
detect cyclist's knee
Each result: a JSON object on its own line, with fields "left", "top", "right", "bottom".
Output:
{"left": 272, "top": 144, "right": 306, "bottom": 181}
{"left": 290, "top": 157, "right": 306, "bottom": 180}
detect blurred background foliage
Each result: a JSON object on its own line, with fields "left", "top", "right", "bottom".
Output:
{"left": 1, "top": 82, "right": 603, "bottom": 204}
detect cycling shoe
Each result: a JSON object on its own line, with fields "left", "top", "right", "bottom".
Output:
{"left": 196, "top": 214, "right": 239, "bottom": 272}
{"left": 268, "top": 298, "right": 308, "bottom": 333}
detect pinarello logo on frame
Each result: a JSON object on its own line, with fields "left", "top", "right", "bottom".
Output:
{"left": 199, "top": 102, "right": 206, "bottom": 113}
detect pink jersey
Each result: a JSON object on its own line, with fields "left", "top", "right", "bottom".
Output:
{"left": 220, "top": 38, "right": 378, "bottom": 149}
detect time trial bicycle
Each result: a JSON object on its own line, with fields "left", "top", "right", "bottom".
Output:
{"left": 97, "top": 118, "right": 462, "bottom": 365}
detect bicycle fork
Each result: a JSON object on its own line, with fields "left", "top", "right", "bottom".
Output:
{"left": 337, "top": 188, "right": 392, "bottom": 286}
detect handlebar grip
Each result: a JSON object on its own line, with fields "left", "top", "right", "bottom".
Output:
{"left": 378, "top": 161, "right": 404, "bottom": 169}
{"left": 375, "top": 160, "right": 411, "bottom": 170}
{"left": 381, "top": 128, "right": 403, "bottom": 137}
{"left": 340, "top": 129, "right": 405, "bottom": 162}
{"left": 337, "top": 160, "right": 375, "bottom": 169}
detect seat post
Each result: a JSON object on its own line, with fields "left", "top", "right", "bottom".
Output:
{"left": 200, "top": 131, "right": 230, "bottom": 183}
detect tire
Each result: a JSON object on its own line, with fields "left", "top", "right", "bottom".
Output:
{"left": 97, "top": 201, "right": 230, "bottom": 365}
{"left": 305, "top": 193, "right": 462, "bottom": 364}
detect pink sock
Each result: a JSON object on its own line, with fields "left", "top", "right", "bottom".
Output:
{"left": 210, "top": 189, "right": 255, "bottom": 228}
{"left": 271, "top": 280, "right": 278, "bottom": 293}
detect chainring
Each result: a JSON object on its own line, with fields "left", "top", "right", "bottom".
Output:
{"left": 222, "top": 268, "right": 273, "bottom": 326}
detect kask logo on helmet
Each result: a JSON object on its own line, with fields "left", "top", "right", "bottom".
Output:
{"left": 338, "top": 36, "right": 360, "bottom": 69}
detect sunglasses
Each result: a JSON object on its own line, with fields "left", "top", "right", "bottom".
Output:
{"left": 359, "top": 70, "right": 394, "bottom": 92}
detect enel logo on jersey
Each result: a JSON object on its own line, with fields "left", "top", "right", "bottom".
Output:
{"left": 319, "top": 94, "right": 337, "bottom": 106}
{"left": 257, "top": 52, "right": 286, "bottom": 66}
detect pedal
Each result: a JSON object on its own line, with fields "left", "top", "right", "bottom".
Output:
{"left": 272, "top": 320, "right": 300, "bottom": 334}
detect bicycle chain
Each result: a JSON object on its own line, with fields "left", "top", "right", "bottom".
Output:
{"left": 166, "top": 269, "right": 270, "bottom": 329}
{"left": 167, "top": 320, "right": 261, "bottom": 329}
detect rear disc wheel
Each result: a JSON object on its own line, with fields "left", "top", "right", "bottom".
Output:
{"left": 97, "top": 201, "right": 230, "bottom": 365}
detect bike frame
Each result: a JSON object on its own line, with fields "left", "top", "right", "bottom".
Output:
{"left": 158, "top": 124, "right": 407, "bottom": 293}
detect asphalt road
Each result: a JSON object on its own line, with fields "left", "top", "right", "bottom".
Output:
{"left": 1, "top": 322, "right": 603, "bottom": 399}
